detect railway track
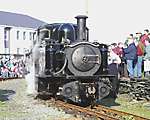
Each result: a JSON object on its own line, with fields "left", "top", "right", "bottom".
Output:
{"left": 41, "top": 99, "right": 150, "bottom": 120}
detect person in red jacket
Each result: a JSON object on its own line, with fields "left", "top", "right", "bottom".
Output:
{"left": 140, "top": 29, "right": 149, "bottom": 46}
{"left": 134, "top": 29, "right": 149, "bottom": 78}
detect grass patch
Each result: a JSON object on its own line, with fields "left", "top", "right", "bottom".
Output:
{"left": 0, "top": 101, "right": 27, "bottom": 118}
{"left": 0, "top": 101, "right": 6, "bottom": 107}
{"left": 0, "top": 111, "right": 27, "bottom": 118}
{"left": 113, "top": 94, "right": 150, "bottom": 119}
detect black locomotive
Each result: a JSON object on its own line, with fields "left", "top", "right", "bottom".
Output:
{"left": 33, "top": 15, "right": 118, "bottom": 105}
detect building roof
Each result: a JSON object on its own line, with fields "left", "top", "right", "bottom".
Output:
{"left": 0, "top": 11, "right": 47, "bottom": 29}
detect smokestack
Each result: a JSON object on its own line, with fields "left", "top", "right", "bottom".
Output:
{"left": 75, "top": 15, "right": 88, "bottom": 41}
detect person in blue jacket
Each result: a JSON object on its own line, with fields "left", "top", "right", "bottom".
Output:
{"left": 123, "top": 37, "right": 137, "bottom": 79}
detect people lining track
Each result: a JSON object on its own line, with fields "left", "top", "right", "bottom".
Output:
{"left": 109, "top": 29, "right": 150, "bottom": 79}
{"left": 0, "top": 55, "right": 26, "bottom": 79}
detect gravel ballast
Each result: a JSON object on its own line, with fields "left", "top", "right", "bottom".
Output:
{"left": 0, "top": 79, "right": 79, "bottom": 120}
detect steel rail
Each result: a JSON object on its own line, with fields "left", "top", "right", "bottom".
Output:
{"left": 54, "top": 100, "right": 119, "bottom": 120}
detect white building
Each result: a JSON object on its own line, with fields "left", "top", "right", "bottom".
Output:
{"left": 0, "top": 11, "right": 46, "bottom": 55}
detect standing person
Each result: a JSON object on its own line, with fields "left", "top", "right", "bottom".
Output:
{"left": 108, "top": 44, "right": 121, "bottom": 95}
{"left": 124, "top": 34, "right": 134, "bottom": 47}
{"left": 123, "top": 37, "right": 137, "bottom": 79}
{"left": 117, "top": 42, "right": 124, "bottom": 57}
{"left": 134, "top": 32, "right": 142, "bottom": 46}
{"left": 115, "top": 42, "right": 124, "bottom": 77}
{"left": 140, "top": 29, "right": 149, "bottom": 45}
{"left": 134, "top": 29, "right": 149, "bottom": 78}
{"left": 111, "top": 43, "right": 118, "bottom": 54}
{"left": 143, "top": 35, "right": 150, "bottom": 77}
{"left": 134, "top": 32, "right": 143, "bottom": 78}
{"left": 108, "top": 44, "right": 121, "bottom": 78}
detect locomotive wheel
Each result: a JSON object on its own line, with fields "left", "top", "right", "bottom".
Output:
{"left": 36, "top": 78, "right": 53, "bottom": 100}
{"left": 37, "top": 78, "right": 47, "bottom": 92}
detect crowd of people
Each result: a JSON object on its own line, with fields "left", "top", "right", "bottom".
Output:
{"left": 108, "top": 29, "right": 150, "bottom": 79}
{"left": 0, "top": 55, "right": 26, "bottom": 79}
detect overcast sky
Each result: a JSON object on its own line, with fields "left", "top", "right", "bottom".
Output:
{"left": 0, "top": 0, "right": 150, "bottom": 44}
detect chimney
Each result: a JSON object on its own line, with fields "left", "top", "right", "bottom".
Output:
{"left": 75, "top": 15, "right": 88, "bottom": 41}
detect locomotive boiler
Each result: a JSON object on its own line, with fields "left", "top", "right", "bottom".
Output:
{"left": 33, "top": 15, "right": 118, "bottom": 105}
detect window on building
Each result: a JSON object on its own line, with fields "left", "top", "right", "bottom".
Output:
{"left": 23, "top": 32, "right": 26, "bottom": 40}
{"left": 4, "top": 27, "right": 11, "bottom": 54}
{"left": 4, "top": 30, "right": 7, "bottom": 39}
{"left": 29, "top": 32, "right": 32, "bottom": 40}
{"left": 17, "top": 48, "right": 20, "bottom": 54}
{"left": 24, "top": 48, "right": 27, "bottom": 53}
{"left": 33, "top": 32, "right": 36, "bottom": 40}
{"left": 17, "top": 31, "right": 19, "bottom": 40}
{"left": 4, "top": 30, "right": 9, "bottom": 49}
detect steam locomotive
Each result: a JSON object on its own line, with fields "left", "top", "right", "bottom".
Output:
{"left": 33, "top": 15, "right": 118, "bottom": 105}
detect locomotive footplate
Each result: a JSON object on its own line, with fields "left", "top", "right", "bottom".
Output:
{"left": 65, "top": 75, "right": 116, "bottom": 80}
{"left": 36, "top": 74, "right": 116, "bottom": 80}
{"left": 36, "top": 74, "right": 67, "bottom": 80}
